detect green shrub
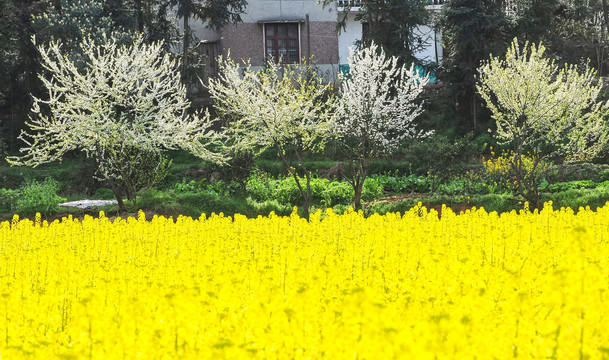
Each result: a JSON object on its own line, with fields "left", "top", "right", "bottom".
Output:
{"left": 540, "top": 180, "right": 597, "bottom": 193}
{"left": 173, "top": 178, "right": 240, "bottom": 197}
{"left": 543, "top": 188, "right": 609, "bottom": 211}
{"left": 596, "top": 169, "right": 609, "bottom": 183}
{"left": 361, "top": 177, "right": 384, "bottom": 201}
{"left": 545, "top": 163, "right": 609, "bottom": 183}
{"left": 405, "top": 133, "right": 479, "bottom": 191}
{"left": 366, "top": 160, "right": 412, "bottom": 176}
{"left": 369, "top": 174, "right": 431, "bottom": 194}
{"left": 246, "top": 172, "right": 277, "bottom": 202}
{"left": 14, "top": 178, "right": 66, "bottom": 215}
{"left": 245, "top": 198, "right": 292, "bottom": 217}
{"left": 92, "top": 187, "right": 115, "bottom": 200}
{"left": 470, "top": 194, "right": 522, "bottom": 214}
{"left": 437, "top": 179, "right": 466, "bottom": 196}
{"left": 246, "top": 173, "right": 386, "bottom": 207}
{"left": 174, "top": 191, "right": 247, "bottom": 218}
{"left": 0, "top": 188, "right": 18, "bottom": 213}
{"left": 320, "top": 181, "right": 352, "bottom": 206}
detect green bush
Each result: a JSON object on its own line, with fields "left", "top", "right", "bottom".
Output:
{"left": 173, "top": 178, "right": 240, "bottom": 197}
{"left": 246, "top": 172, "right": 277, "bottom": 202}
{"left": 369, "top": 174, "right": 431, "bottom": 194}
{"left": 92, "top": 187, "right": 115, "bottom": 200}
{"left": 246, "top": 173, "right": 386, "bottom": 207}
{"left": 543, "top": 188, "right": 609, "bottom": 211}
{"left": 404, "top": 133, "right": 479, "bottom": 191}
{"left": 14, "top": 178, "right": 66, "bottom": 215}
{"left": 540, "top": 180, "right": 597, "bottom": 193}
{"left": 245, "top": 198, "right": 292, "bottom": 217}
{"left": 0, "top": 188, "right": 18, "bottom": 213}
{"left": 175, "top": 191, "right": 248, "bottom": 218}
{"left": 470, "top": 194, "right": 522, "bottom": 214}
{"left": 361, "top": 177, "right": 384, "bottom": 201}
{"left": 596, "top": 169, "right": 609, "bottom": 183}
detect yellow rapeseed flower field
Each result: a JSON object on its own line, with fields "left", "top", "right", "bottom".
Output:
{"left": 1, "top": 203, "right": 609, "bottom": 359}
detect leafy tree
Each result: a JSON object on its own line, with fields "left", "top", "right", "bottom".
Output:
{"left": 477, "top": 38, "right": 609, "bottom": 208}
{"left": 439, "top": 0, "right": 507, "bottom": 133}
{"left": 32, "top": 0, "right": 138, "bottom": 61}
{"left": 335, "top": 42, "right": 430, "bottom": 209}
{"left": 209, "top": 57, "right": 334, "bottom": 219}
{"left": 7, "top": 35, "right": 224, "bottom": 211}
{"left": 322, "top": 0, "right": 429, "bottom": 67}
{"left": 0, "top": 0, "right": 47, "bottom": 149}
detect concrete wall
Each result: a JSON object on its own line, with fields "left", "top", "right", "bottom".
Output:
{"left": 337, "top": 13, "right": 361, "bottom": 65}
{"left": 240, "top": 0, "right": 337, "bottom": 22}
{"left": 413, "top": 25, "right": 443, "bottom": 65}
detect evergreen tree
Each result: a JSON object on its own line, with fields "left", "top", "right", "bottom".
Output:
{"left": 324, "top": 0, "right": 429, "bottom": 67}
{"left": 439, "top": 0, "right": 508, "bottom": 133}
{"left": 0, "top": 0, "right": 46, "bottom": 149}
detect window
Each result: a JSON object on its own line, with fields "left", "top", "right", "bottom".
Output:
{"left": 265, "top": 23, "right": 300, "bottom": 64}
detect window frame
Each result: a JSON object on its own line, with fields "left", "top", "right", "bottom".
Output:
{"left": 263, "top": 22, "right": 301, "bottom": 64}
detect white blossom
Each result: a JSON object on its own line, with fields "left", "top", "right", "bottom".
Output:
{"left": 208, "top": 56, "right": 335, "bottom": 218}
{"left": 209, "top": 57, "right": 334, "bottom": 156}
{"left": 334, "top": 41, "right": 430, "bottom": 208}
{"left": 477, "top": 38, "right": 609, "bottom": 162}
{"left": 335, "top": 41, "right": 430, "bottom": 158}
{"left": 8, "top": 35, "right": 224, "bottom": 168}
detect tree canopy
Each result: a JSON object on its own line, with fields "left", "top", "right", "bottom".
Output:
{"left": 477, "top": 38, "right": 609, "bottom": 207}
{"left": 7, "top": 35, "right": 224, "bottom": 209}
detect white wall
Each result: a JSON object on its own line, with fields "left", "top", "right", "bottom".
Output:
{"left": 240, "top": 0, "right": 336, "bottom": 22}
{"left": 413, "top": 25, "right": 442, "bottom": 65}
{"left": 337, "top": 13, "right": 361, "bottom": 65}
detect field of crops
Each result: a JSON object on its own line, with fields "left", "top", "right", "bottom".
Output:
{"left": 1, "top": 203, "right": 609, "bottom": 359}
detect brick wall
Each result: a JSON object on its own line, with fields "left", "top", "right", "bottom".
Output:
{"left": 220, "top": 21, "right": 339, "bottom": 66}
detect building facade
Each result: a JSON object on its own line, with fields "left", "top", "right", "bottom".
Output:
{"left": 189, "top": 0, "right": 443, "bottom": 82}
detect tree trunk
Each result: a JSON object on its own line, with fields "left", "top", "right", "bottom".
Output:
{"left": 277, "top": 147, "right": 311, "bottom": 220}
{"left": 353, "top": 161, "right": 367, "bottom": 210}
{"left": 112, "top": 189, "right": 127, "bottom": 212}
{"left": 472, "top": 93, "right": 477, "bottom": 135}
{"left": 602, "top": 0, "right": 609, "bottom": 38}
{"left": 135, "top": 0, "right": 144, "bottom": 33}
{"left": 354, "top": 181, "right": 363, "bottom": 210}
{"left": 303, "top": 171, "right": 311, "bottom": 220}
{"left": 182, "top": 9, "right": 190, "bottom": 80}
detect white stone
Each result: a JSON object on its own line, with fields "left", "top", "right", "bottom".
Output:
{"left": 59, "top": 200, "right": 118, "bottom": 209}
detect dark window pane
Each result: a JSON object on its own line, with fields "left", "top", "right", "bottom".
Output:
{"left": 288, "top": 24, "right": 298, "bottom": 37}
{"left": 266, "top": 24, "right": 275, "bottom": 36}
{"left": 289, "top": 39, "right": 297, "bottom": 47}
{"left": 289, "top": 48, "right": 298, "bottom": 62}
{"left": 277, "top": 24, "right": 287, "bottom": 36}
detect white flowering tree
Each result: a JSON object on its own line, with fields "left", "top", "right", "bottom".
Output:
{"left": 335, "top": 42, "right": 430, "bottom": 209}
{"left": 477, "top": 38, "right": 609, "bottom": 208}
{"left": 7, "top": 35, "right": 224, "bottom": 211}
{"left": 209, "top": 57, "right": 334, "bottom": 219}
